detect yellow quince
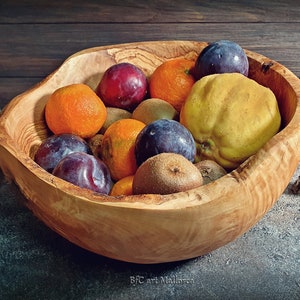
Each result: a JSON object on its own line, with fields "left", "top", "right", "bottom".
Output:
{"left": 180, "top": 73, "right": 281, "bottom": 169}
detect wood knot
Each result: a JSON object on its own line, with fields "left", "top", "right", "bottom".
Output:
{"left": 261, "top": 61, "right": 274, "bottom": 73}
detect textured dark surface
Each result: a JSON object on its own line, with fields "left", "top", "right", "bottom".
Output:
{"left": 0, "top": 1, "right": 299, "bottom": 299}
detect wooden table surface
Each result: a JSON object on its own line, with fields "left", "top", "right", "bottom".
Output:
{"left": 1, "top": 1, "right": 299, "bottom": 299}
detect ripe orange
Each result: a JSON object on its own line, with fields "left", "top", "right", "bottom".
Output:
{"left": 45, "top": 83, "right": 107, "bottom": 138}
{"left": 149, "top": 58, "right": 196, "bottom": 112}
{"left": 110, "top": 175, "right": 134, "bottom": 196}
{"left": 100, "top": 118, "right": 145, "bottom": 181}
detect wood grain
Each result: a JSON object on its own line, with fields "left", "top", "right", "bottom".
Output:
{"left": 1, "top": 0, "right": 299, "bottom": 109}
{"left": 1, "top": 0, "right": 299, "bottom": 263}
{"left": 1, "top": 0, "right": 299, "bottom": 23}
{"left": 1, "top": 22, "right": 299, "bottom": 106}
{"left": 0, "top": 41, "right": 299, "bottom": 263}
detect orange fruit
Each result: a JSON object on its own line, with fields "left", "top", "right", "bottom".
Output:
{"left": 149, "top": 58, "right": 196, "bottom": 112}
{"left": 110, "top": 175, "right": 134, "bottom": 196}
{"left": 100, "top": 118, "right": 145, "bottom": 181}
{"left": 45, "top": 83, "right": 107, "bottom": 138}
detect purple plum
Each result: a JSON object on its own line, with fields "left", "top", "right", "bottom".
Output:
{"left": 34, "top": 133, "right": 92, "bottom": 172}
{"left": 194, "top": 40, "right": 249, "bottom": 79}
{"left": 135, "top": 119, "right": 196, "bottom": 166}
{"left": 52, "top": 152, "right": 113, "bottom": 194}
{"left": 96, "top": 62, "right": 148, "bottom": 111}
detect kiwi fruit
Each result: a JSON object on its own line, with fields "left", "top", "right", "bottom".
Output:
{"left": 87, "top": 134, "right": 103, "bottom": 158}
{"left": 132, "top": 98, "right": 178, "bottom": 124}
{"left": 132, "top": 153, "right": 203, "bottom": 195}
{"left": 100, "top": 107, "right": 132, "bottom": 134}
{"left": 195, "top": 160, "right": 227, "bottom": 185}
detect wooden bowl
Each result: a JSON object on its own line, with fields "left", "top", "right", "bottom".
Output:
{"left": 0, "top": 41, "right": 299, "bottom": 264}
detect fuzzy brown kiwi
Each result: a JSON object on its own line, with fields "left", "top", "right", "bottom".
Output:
{"left": 195, "top": 160, "right": 227, "bottom": 185}
{"left": 132, "top": 98, "right": 178, "bottom": 124}
{"left": 100, "top": 107, "right": 132, "bottom": 134}
{"left": 87, "top": 134, "right": 103, "bottom": 158}
{"left": 132, "top": 153, "right": 203, "bottom": 195}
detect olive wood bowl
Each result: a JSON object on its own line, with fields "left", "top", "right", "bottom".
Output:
{"left": 0, "top": 41, "right": 299, "bottom": 264}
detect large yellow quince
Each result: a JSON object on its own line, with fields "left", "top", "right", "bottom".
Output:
{"left": 180, "top": 73, "right": 281, "bottom": 169}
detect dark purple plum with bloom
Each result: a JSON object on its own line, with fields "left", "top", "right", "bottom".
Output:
{"left": 34, "top": 133, "right": 92, "bottom": 172}
{"left": 135, "top": 119, "right": 196, "bottom": 166}
{"left": 194, "top": 40, "right": 249, "bottom": 79}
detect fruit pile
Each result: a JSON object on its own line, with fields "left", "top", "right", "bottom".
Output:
{"left": 34, "top": 40, "right": 281, "bottom": 197}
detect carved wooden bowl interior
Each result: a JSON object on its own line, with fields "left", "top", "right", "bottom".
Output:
{"left": 0, "top": 41, "right": 299, "bottom": 264}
